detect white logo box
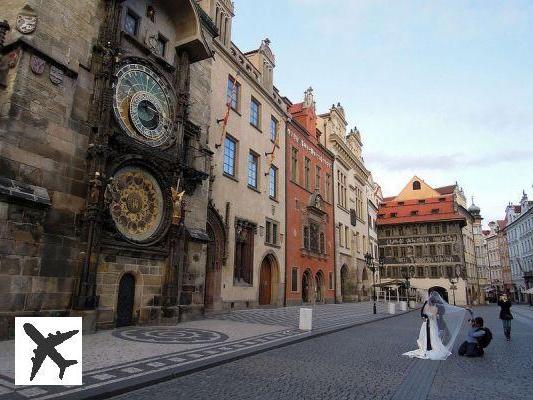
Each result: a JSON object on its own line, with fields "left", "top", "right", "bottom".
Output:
{"left": 15, "top": 317, "right": 82, "bottom": 386}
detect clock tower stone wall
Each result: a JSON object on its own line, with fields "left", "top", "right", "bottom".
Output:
{"left": 0, "top": 0, "right": 215, "bottom": 338}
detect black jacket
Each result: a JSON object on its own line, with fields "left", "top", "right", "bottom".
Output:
{"left": 498, "top": 300, "right": 513, "bottom": 320}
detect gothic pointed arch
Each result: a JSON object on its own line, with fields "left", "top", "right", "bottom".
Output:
{"left": 205, "top": 203, "right": 226, "bottom": 310}
{"left": 206, "top": 202, "right": 227, "bottom": 264}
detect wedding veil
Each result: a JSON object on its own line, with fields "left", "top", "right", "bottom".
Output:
{"left": 426, "top": 291, "right": 467, "bottom": 352}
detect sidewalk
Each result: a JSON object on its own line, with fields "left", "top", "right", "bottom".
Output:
{"left": 0, "top": 302, "right": 410, "bottom": 400}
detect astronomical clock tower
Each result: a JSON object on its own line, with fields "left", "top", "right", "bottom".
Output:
{"left": 0, "top": 0, "right": 216, "bottom": 336}
{"left": 76, "top": 0, "right": 217, "bottom": 328}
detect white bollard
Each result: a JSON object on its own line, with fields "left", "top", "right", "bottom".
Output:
{"left": 399, "top": 301, "right": 407, "bottom": 311}
{"left": 299, "top": 307, "right": 313, "bottom": 331}
{"left": 388, "top": 302, "right": 396, "bottom": 314}
{"left": 409, "top": 300, "right": 416, "bottom": 309}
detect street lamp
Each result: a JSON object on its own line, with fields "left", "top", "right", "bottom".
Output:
{"left": 449, "top": 275, "right": 458, "bottom": 306}
{"left": 378, "top": 256, "right": 385, "bottom": 285}
{"left": 402, "top": 266, "right": 415, "bottom": 303}
{"left": 364, "top": 252, "right": 379, "bottom": 314}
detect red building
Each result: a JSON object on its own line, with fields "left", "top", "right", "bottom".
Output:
{"left": 284, "top": 89, "right": 335, "bottom": 305}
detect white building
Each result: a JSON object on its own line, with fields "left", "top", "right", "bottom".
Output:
{"left": 506, "top": 191, "right": 533, "bottom": 303}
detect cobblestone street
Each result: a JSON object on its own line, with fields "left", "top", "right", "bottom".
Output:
{"left": 0, "top": 302, "right": 399, "bottom": 399}
{"left": 113, "top": 305, "right": 533, "bottom": 400}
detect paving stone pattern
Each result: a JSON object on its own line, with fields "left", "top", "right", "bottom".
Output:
{"left": 113, "top": 305, "right": 533, "bottom": 400}
{"left": 0, "top": 302, "right": 394, "bottom": 399}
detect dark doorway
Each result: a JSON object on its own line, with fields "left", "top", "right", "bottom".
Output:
{"left": 340, "top": 265, "right": 348, "bottom": 301}
{"left": 116, "top": 273, "right": 135, "bottom": 327}
{"left": 315, "top": 272, "right": 324, "bottom": 303}
{"left": 428, "top": 286, "right": 449, "bottom": 303}
{"left": 302, "top": 269, "right": 312, "bottom": 303}
{"left": 205, "top": 206, "right": 226, "bottom": 310}
{"left": 259, "top": 257, "right": 272, "bottom": 305}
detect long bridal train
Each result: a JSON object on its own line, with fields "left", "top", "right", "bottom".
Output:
{"left": 403, "top": 292, "right": 467, "bottom": 361}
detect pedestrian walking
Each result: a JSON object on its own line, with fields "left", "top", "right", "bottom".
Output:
{"left": 498, "top": 294, "right": 513, "bottom": 341}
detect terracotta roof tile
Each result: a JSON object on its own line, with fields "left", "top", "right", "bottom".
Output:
{"left": 288, "top": 102, "right": 304, "bottom": 114}
{"left": 435, "top": 185, "right": 456, "bottom": 195}
{"left": 377, "top": 195, "right": 465, "bottom": 226}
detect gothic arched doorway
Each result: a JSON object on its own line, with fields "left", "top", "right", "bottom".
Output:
{"left": 302, "top": 269, "right": 312, "bottom": 303}
{"left": 259, "top": 257, "right": 273, "bottom": 305}
{"left": 428, "top": 286, "right": 449, "bottom": 303}
{"left": 340, "top": 264, "right": 348, "bottom": 301}
{"left": 205, "top": 205, "right": 226, "bottom": 310}
{"left": 315, "top": 271, "right": 324, "bottom": 303}
{"left": 116, "top": 273, "right": 135, "bottom": 327}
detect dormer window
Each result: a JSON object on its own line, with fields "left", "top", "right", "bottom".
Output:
{"left": 413, "top": 180, "right": 421, "bottom": 190}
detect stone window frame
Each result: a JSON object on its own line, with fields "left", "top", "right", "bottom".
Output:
{"left": 304, "top": 157, "right": 311, "bottom": 191}
{"left": 250, "top": 96, "right": 261, "bottom": 129}
{"left": 290, "top": 146, "right": 299, "bottom": 183}
{"left": 223, "top": 134, "right": 238, "bottom": 178}
{"left": 247, "top": 150, "right": 259, "bottom": 189}
{"left": 233, "top": 219, "right": 256, "bottom": 286}
{"left": 270, "top": 116, "right": 278, "bottom": 143}
{"left": 124, "top": 8, "right": 141, "bottom": 37}
{"left": 156, "top": 33, "right": 168, "bottom": 57}
{"left": 227, "top": 75, "right": 241, "bottom": 112}
{"left": 291, "top": 267, "right": 299, "bottom": 292}
{"left": 265, "top": 218, "right": 280, "bottom": 247}
{"left": 268, "top": 165, "right": 278, "bottom": 200}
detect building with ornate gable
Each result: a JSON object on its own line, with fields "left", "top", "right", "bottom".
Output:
{"left": 316, "top": 106, "right": 371, "bottom": 302}
{"left": 197, "top": 0, "right": 288, "bottom": 310}
{"left": 0, "top": 0, "right": 216, "bottom": 338}
{"left": 284, "top": 88, "right": 335, "bottom": 305}
{"left": 377, "top": 177, "right": 475, "bottom": 305}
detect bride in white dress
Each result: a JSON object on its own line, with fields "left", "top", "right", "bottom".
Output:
{"left": 403, "top": 291, "right": 467, "bottom": 360}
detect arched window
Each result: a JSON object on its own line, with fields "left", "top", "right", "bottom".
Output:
{"left": 413, "top": 180, "right": 421, "bottom": 190}
{"left": 303, "top": 226, "right": 310, "bottom": 250}
{"left": 320, "top": 233, "right": 325, "bottom": 253}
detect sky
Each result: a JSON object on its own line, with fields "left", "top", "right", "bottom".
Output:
{"left": 229, "top": 0, "right": 533, "bottom": 226}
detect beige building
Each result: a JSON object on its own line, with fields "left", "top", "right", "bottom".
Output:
{"left": 366, "top": 173, "right": 383, "bottom": 283}
{"left": 317, "top": 106, "right": 371, "bottom": 302}
{"left": 470, "top": 201, "right": 489, "bottom": 302}
{"left": 198, "top": 0, "right": 288, "bottom": 310}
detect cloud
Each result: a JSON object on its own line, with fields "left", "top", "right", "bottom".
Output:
{"left": 365, "top": 149, "right": 533, "bottom": 171}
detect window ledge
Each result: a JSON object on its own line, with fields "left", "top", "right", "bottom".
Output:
{"left": 231, "top": 107, "right": 241, "bottom": 117}
{"left": 337, "top": 205, "right": 350, "bottom": 214}
{"left": 233, "top": 281, "right": 253, "bottom": 288}
{"left": 248, "top": 184, "right": 261, "bottom": 194}
{"left": 250, "top": 122, "right": 262, "bottom": 133}
{"left": 223, "top": 172, "right": 239, "bottom": 182}
{"left": 265, "top": 243, "right": 281, "bottom": 249}
{"left": 269, "top": 196, "right": 279, "bottom": 203}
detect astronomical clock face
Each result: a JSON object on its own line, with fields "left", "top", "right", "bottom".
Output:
{"left": 113, "top": 63, "right": 175, "bottom": 147}
{"left": 108, "top": 166, "right": 165, "bottom": 243}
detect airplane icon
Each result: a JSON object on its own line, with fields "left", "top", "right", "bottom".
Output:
{"left": 23, "top": 323, "right": 79, "bottom": 381}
